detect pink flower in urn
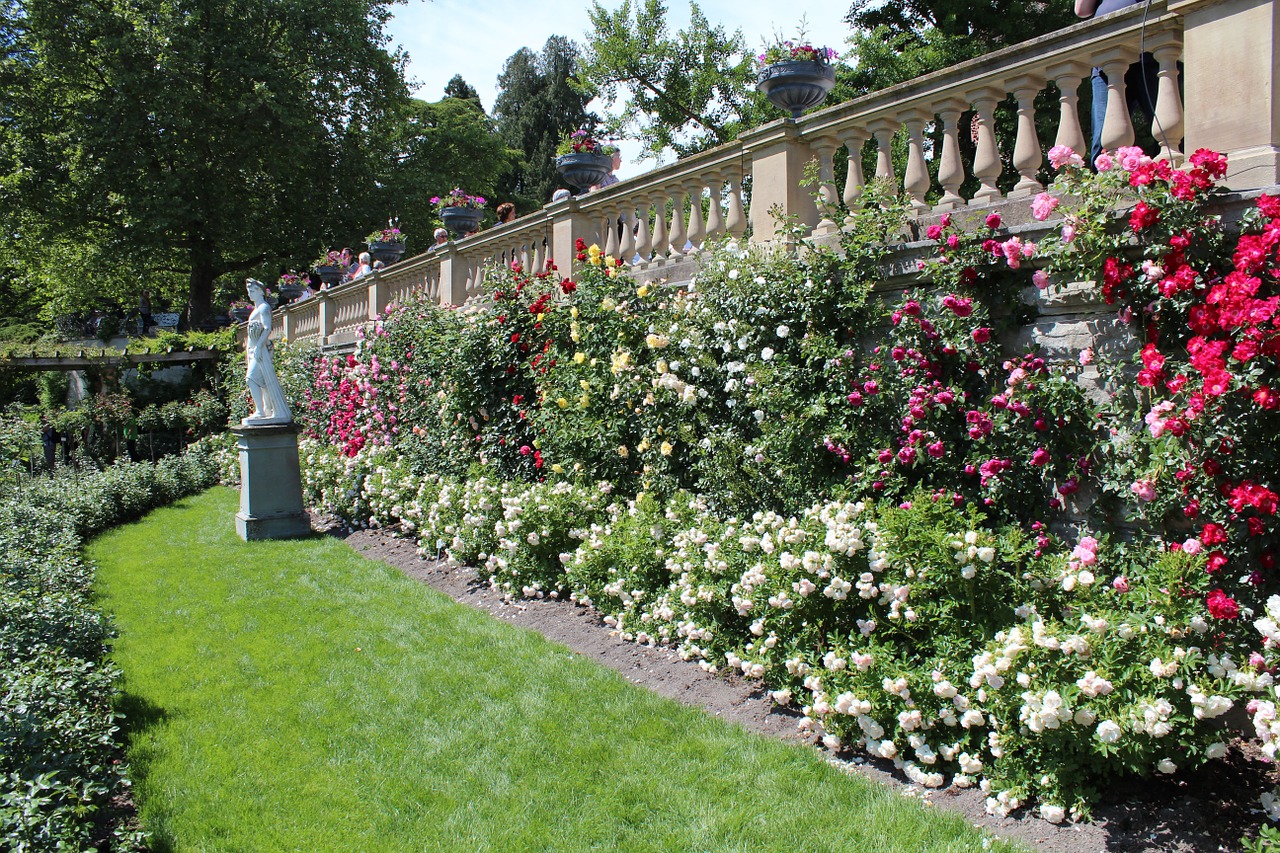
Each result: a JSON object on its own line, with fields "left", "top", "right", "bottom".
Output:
{"left": 1031, "top": 192, "right": 1061, "bottom": 221}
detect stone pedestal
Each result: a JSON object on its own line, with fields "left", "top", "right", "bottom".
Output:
{"left": 232, "top": 423, "right": 311, "bottom": 541}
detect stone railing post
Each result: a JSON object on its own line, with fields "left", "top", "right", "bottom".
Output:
{"left": 1172, "top": 0, "right": 1279, "bottom": 189}
{"left": 369, "top": 276, "right": 390, "bottom": 322}
{"left": 317, "top": 292, "right": 334, "bottom": 344}
{"left": 281, "top": 308, "right": 294, "bottom": 344}
{"left": 968, "top": 86, "right": 1005, "bottom": 206}
{"left": 437, "top": 247, "right": 467, "bottom": 307}
{"left": 811, "top": 135, "right": 842, "bottom": 234}
{"left": 1047, "top": 60, "right": 1090, "bottom": 160}
{"left": 549, "top": 198, "right": 592, "bottom": 279}
{"left": 935, "top": 100, "right": 967, "bottom": 211}
{"left": 741, "top": 122, "right": 818, "bottom": 243}
{"left": 1094, "top": 48, "right": 1137, "bottom": 153}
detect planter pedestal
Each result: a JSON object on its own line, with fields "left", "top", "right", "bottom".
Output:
{"left": 232, "top": 423, "right": 311, "bottom": 541}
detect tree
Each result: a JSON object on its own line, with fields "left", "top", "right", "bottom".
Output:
{"left": 443, "top": 74, "right": 484, "bottom": 111}
{"left": 373, "top": 96, "right": 519, "bottom": 245}
{"left": 574, "top": 0, "right": 767, "bottom": 160}
{"left": 492, "top": 37, "right": 594, "bottom": 211}
{"left": 841, "top": 0, "right": 1076, "bottom": 95}
{"left": 0, "top": 0, "right": 408, "bottom": 326}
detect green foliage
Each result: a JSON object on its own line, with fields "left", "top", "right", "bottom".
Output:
{"left": 0, "top": 0, "right": 409, "bottom": 324}
{"left": 0, "top": 449, "right": 220, "bottom": 850}
{"left": 494, "top": 37, "right": 594, "bottom": 211}
{"left": 575, "top": 0, "right": 769, "bottom": 159}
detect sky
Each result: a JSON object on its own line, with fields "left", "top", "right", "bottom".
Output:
{"left": 384, "top": 0, "right": 855, "bottom": 179}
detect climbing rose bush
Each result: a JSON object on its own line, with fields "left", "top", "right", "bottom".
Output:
{"left": 291, "top": 148, "right": 1280, "bottom": 823}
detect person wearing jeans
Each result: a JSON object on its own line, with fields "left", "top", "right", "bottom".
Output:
{"left": 1076, "top": 0, "right": 1160, "bottom": 164}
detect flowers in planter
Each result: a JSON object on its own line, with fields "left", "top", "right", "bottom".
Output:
{"left": 367, "top": 218, "right": 405, "bottom": 245}
{"left": 277, "top": 271, "right": 305, "bottom": 290}
{"left": 313, "top": 248, "right": 343, "bottom": 269}
{"left": 555, "top": 128, "right": 617, "bottom": 158}
{"left": 757, "top": 34, "right": 838, "bottom": 66}
{"left": 431, "top": 188, "right": 486, "bottom": 211}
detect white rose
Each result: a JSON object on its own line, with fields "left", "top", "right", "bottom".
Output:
{"left": 1096, "top": 720, "right": 1122, "bottom": 743}
{"left": 1157, "top": 758, "right": 1177, "bottom": 774}
{"left": 1039, "top": 804, "right": 1066, "bottom": 823}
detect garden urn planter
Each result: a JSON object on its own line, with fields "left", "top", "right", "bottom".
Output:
{"left": 756, "top": 61, "right": 836, "bottom": 119}
{"left": 230, "top": 306, "right": 253, "bottom": 323}
{"left": 275, "top": 285, "right": 305, "bottom": 306}
{"left": 315, "top": 264, "right": 343, "bottom": 287}
{"left": 368, "top": 241, "right": 406, "bottom": 265}
{"left": 555, "top": 152, "right": 613, "bottom": 192}
{"left": 441, "top": 206, "right": 484, "bottom": 239}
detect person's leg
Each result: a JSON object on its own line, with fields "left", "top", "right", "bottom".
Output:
{"left": 1090, "top": 67, "right": 1108, "bottom": 165}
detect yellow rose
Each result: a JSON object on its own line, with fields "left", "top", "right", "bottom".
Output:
{"left": 637, "top": 284, "right": 649, "bottom": 297}
{"left": 551, "top": 463, "right": 564, "bottom": 474}
{"left": 656, "top": 359, "right": 668, "bottom": 374}
{"left": 618, "top": 445, "right": 629, "bottom": 458}
{"left": 637, "top": 437, "right": 651, "bottom": 452}
{"left": 573, "top": 351, "right": 586, "bottom": 364}
{"left": 579, "top": 379, "right": 591, "bottom": 390}
{"left": 556, "top": 397, "right": 568, "bottom": 409}
{"left": 570, "top": 306, "right": 579, "bottom": 319}
{"left": 578, "top": 393, "right": 591, "bottom": 408}
{"left": 660, "top": 441, "right": 673, "bottom": 456}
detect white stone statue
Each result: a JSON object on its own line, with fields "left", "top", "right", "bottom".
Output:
{"left": 242, "top": 278, "right": 292, "bottom": 425}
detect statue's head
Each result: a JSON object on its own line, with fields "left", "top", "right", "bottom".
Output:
{"left": 246, "top": 278, "right": 265, "bottom": 301}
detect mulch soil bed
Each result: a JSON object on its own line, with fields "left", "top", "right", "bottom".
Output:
{"left": 328, "top": 515, "right": 1278, "bottom": 853}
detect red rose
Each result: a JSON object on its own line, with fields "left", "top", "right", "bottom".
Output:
{"left": 1207, "top": 588, "right": 1240, "bottom": 620}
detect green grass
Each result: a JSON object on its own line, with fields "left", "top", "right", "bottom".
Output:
{"left": 90, "top": 487, "right": 1021, "bottom": 853}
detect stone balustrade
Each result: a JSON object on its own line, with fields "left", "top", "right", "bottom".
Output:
{"left": 254, "top": 0, "right": 1278, "bottom": 349}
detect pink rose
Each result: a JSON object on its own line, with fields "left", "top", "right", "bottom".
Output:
{"left": 1031, "top": 192, "right": 1061, "bottom": 221}
{"left": 1047, "top": 144, "right": 1085, "bottom": 169}
{"left": 1031, "top": 447, "right": 1051, "bottom": 466}
{"left": 1094, "top": 153, "right": 1114, "bottom": 172}
{"left": 1032, "top": 270, "right": 1050, "bottom": 290}
{"left": 1112, "top": 576, "right": 1130, "bottom": 593}
{"left": 1130, "top": 480, "right": 1157, "bottom": 502}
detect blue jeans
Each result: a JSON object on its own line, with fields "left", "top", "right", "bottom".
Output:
{"left": 1089, "top": 53, "right": 1160, "bottom": 164}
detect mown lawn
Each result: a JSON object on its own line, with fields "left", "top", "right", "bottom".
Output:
{"left": 90, "top": 486, "right": 1019, "bottom": 853}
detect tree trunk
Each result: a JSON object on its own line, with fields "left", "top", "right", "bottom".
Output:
{"left": 187, "top": 241, "right": 217, "bottom": 328}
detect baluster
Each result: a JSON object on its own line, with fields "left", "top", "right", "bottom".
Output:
{"left": 811, "top": 136, "right": 841, "bottom": 234}
{"left": 1008, "top": 74, "right": 1045, "bottom": 198}
{"left": 651, "top": 193, "right": 670, "bottom": 266}
{"left": 635, "top": 197, "right": 653, "bottom": 268}
{"left": 902, "top": 113, "right": 931, "bottom": 214}
{"left": 705, "top": 171, "right": 725, "bottom": 244}
{"left": 1096, "top": 48, "right": 1136, "bottom": 153}
{"left": 668, "top": 187, "right": 687, "bottom": 260}
{"left": 604, "top": 209, "right": 621, "bottom": 261}
{"left": 968, "top": 86, "right": 1004, "bottom": 206}
{"left": 935, "top": 101, "right": 966, "bottom": 211}
{"left": 683, "top": 180, "right": 705, "bottom": 254}
{"left": 868, "top": 118, "right": 897, "bottom": 189}
{"left": 620, "top": 205, "right": 637, "bottom": 265}
{"left": 725, "top": 172, "right": 747, "bottom": 249}
{"left": 1150, "top": 35, "right": 1185, "bottom": 165}
{"left": 838, "top": 128, "right": 866, "bottom": 226}
{"left": 1048, "top": 61, "right": 1089, "bottom": 160}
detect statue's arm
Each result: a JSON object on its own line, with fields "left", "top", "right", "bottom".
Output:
{"left": 248, "top": 319, "right": 265, "bottom": 342}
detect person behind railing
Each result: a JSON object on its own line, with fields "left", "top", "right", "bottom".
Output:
{"left": 495, "top": 202, "right": 516, "bottom": 226}
{"left": 427, "top": 228, "right": 449, "bottom": 252}
{"left": 550, "top": 188, "right": 571, "bottom": 203}
{"left": 339, "top": 247, "right": 356, "bottom": 277}
{"left": 372, "top": 260, "right": 385, "bottom": 272}
{"left": 350, "top": 251, "right": 373, "bottom": 280}
{"left": 1076, "top": 0, "right": 1161, "bottom": 164}
{"left": 299, "top": 281, "right": 316, "bottom": 301}
{"left": 589, "top": 149, "right": 623, "bottom": 191}
{"left": 138, "top": 289, "right": 152, "bottom": 334}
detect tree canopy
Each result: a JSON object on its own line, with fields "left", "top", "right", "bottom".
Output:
{"left": 493, "top": 36, "right": 594, "bottom": 212}
{"left": 574, "top": 0, "right": 767, "bottom": 160}
{"left": 0, "top": 0, "right": 408, "bottom": 325}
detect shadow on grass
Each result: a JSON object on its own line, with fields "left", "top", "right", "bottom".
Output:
{"left": 114, "top": 690, "right": 178, "bottom": 853}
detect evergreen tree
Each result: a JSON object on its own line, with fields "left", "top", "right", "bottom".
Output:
{"left": 443, "top": 74, "right": 484, "bottom": 112}
{"left": 493, "top": 37, "right": 594, "bottom": 213}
